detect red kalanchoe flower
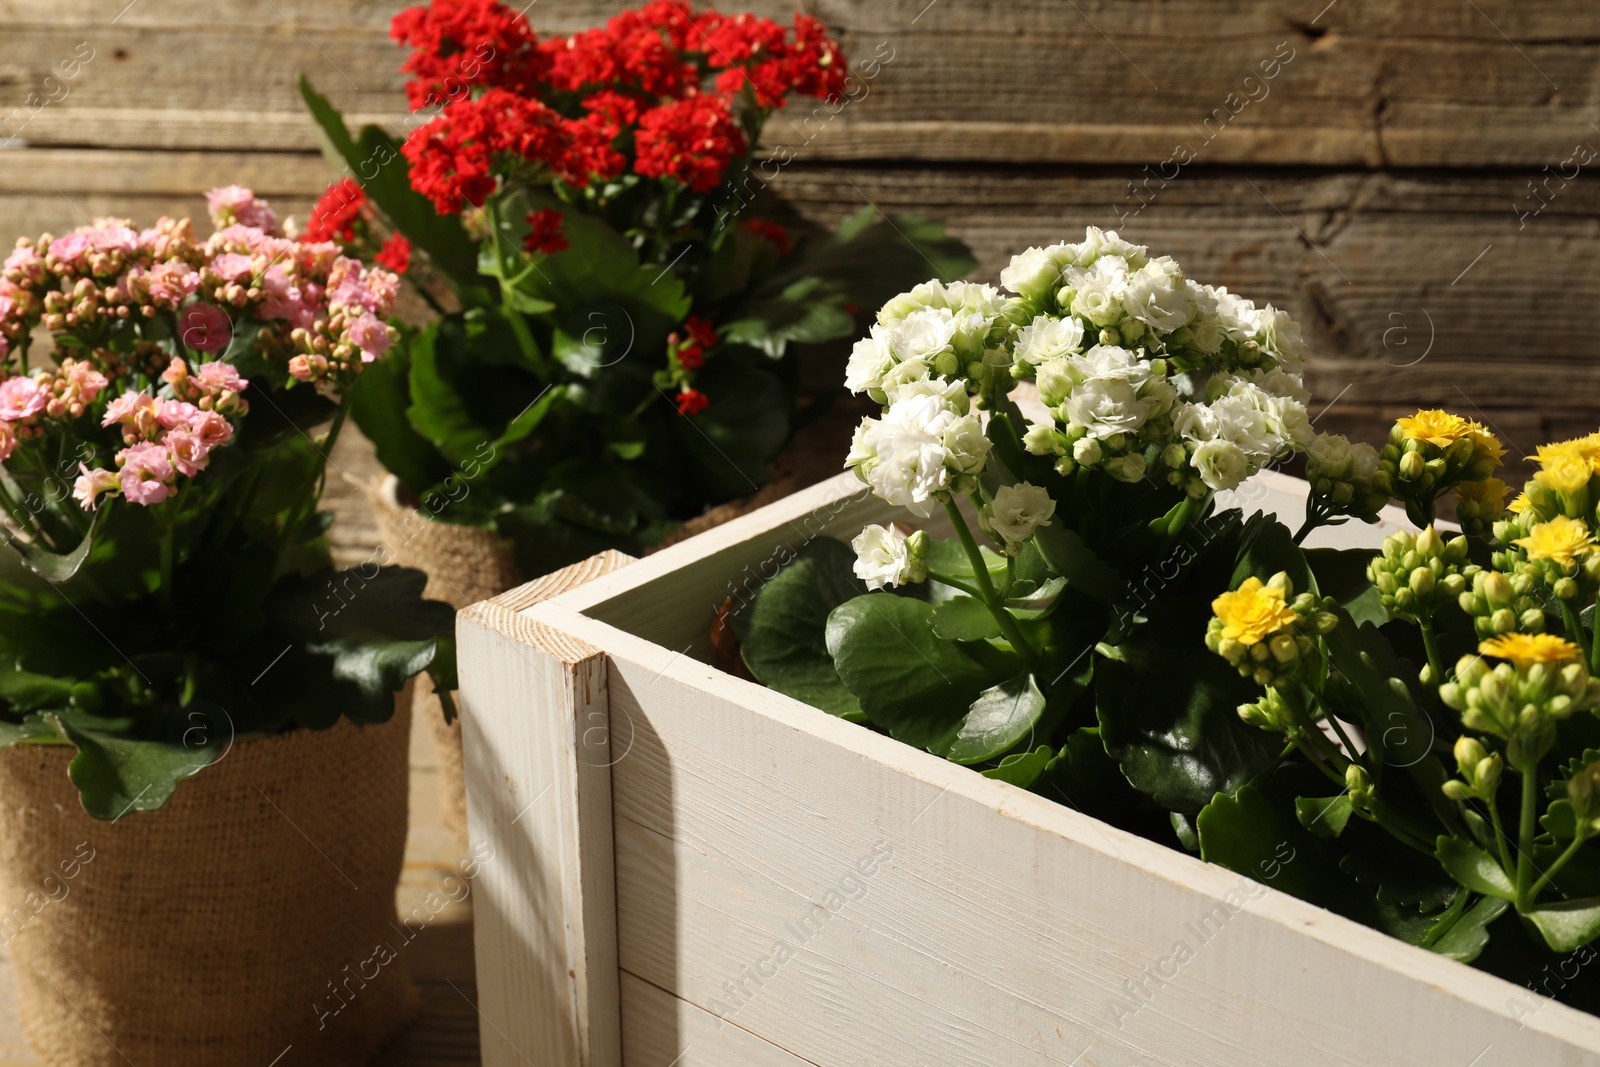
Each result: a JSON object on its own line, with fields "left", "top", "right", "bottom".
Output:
{"left": 683, "top": 313, "right": 717, "bottom": 350}
{"left": 303, "top": 179, "right": 366, "bottom": 244}
{"left": 523, "top": 209, "right": 568, "bottom": 255}
{"left": 740, "top": 218, "right": 792, "bottom": 257}
{"left": 633, "top": 95, "right": 747, "bottom": 193}
{"left": 391, "top": 0, "right": 548, "bottom": 111}
{"left": 785, "top": 14, "right": 847, "bottom": 102}
{"left": 375, "top": 233, "right": 413, "bottom": 273}
{"left": 403, "top": 90, "right": 588, "bottom": 214}
{"left": 675, "top": 387, "right": 709, "bottom": 416}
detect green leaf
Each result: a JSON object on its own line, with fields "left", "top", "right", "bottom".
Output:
{"left": 1029, "top": 522, "right": 1122, "bottom": 604}
{"left": 1524, "top": 897, "right": 1600, "bottom": 953}
{"left": 671, "top": 359, "right": 791, "bottom": 500}
{"left": 14, "top": 511, "right": 99, "bottom": 583}
{"left": 732, "top": 538, "right": 866, "bottom": 721}
{"left": 1230, "top": 512, "right": 1311, "bottom": 594}
{"left": 827, "top": 593, "right": 1019, "bottom": 753}
{"left": 924, "top": 537, "right": 1007, "bottom": 587}
{"left": 258, "top": 566, "right": 451, "bottom": 728}
{"left": 347, "top": 339, "right": 453, "bottom": 498}
{"left": 1295, "top": 794, "right": 1353, "bottom": 838}
{"left": 982, "top": 744, "right": 1055, "bottom": 788}
{"left": 1436, "top": 836, "right": 1516, "bottom": 901}
{"left": 0, "top": 715, "right": 60, "bottom": 747}
{"left": 49, "top": 713, "right": 222, "bottom": 821}
{"left": 1096, "top": 641, "right": 1283, "bottom": 814}
{"left": 1428, "top": 894, "right": 1508, "bottom": 962}
{"left": 298, "top": 76, "right": 481, "bottom": 291}
{"left": 719, "top": 275, "right": 857, "bottom": 358}
{"left": 929, "top": 596, "right": 1003, "bottom": 642}
{"left": 1197, "top": 784, "right": 1350, "bottom": 910}
{"left": 1006, "top": 576, "right": 1066, "bottom": 618}
{"left": 405, "top": 310, "right": 552, "bottom": 465}
{"left": 941, "top": 673, "right": 1048, "bottom": 764}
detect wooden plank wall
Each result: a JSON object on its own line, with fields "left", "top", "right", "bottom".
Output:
{"left": 1, "top": 0, "right": 1596, "bottom": 463}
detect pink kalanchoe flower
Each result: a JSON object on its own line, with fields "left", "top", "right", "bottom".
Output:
{"left": 163, "top": 429, "right": 211, "bottom": 477}
{"left": 147, "top": 259, "right": 201, "bottom": 306}
{"left": 178, "top": 303, "right": 232, "bottom": 354}
{"left": 90, "top": 226, "right": 139, "bottom": 257}
{"left": 208, "top": 252, "right": 256, "bottom": 283}
{"left": 0, "top": 422, "right": 16, "bottom": 464}
{"left": 101, "top": 390, "right": 155, "bottom": 428}
{"left": 189, "top": 410, "right": 233, "bottom": 448}
{"left": 72, "top": 463, "right": 119, "bottom": 510}
{"left": 205, "top": 186, "right": 278, "bottom": 234}
{"left": 195, "top": 360, "right": 247, "bottom": 395}
{"left": 64, "top": 362, "right": 108, "bottom": 404}
{"left": 117, "top": 442, "right": 173, "bottom": 506}
{"left": 46, "top": 233, "right": 92, "bottom": 269}
{"left": 3, "top": 246, "right": 44, "bottom": 283}
{"left": 348, "top": 312, "right": 392, "bottom": 362}
{"left": 0, "top": 376, "right": 49, "bottom": 422}
{"left": 154, "top": 398, "right": 201, "bottom": 431}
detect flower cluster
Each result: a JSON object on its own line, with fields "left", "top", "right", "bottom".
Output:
{"left": 996, "top": 229, "right": 1312, "bottom": 495}
{"left": 0, "top": 188, "right": 401, "bottom": 510}
{"left": 392, "top": 0, "right": 846, "bottom": 212}
{"left": 1376, "top": 408, "right": 1505, "bottom": 522}
{"left": 1206, "top": 573, "right": 1333, "bottom": 691}
{"left": 1304, "top": 430, "right": 1386, "bottom": 524}
{"left": 659, "top": 314, "right": 717, "bottom": 415}
{"left": 851, "top": 523, "right": 928, "bottom": 591}
{"left": 303, "top": 179, "right": 413, "bottom": 273}
{"left": 1367, "top": 525, "right": 1471, "bottom": 620}
{"left": 1441, "top": 634, "right": 1600, "bottom": 766}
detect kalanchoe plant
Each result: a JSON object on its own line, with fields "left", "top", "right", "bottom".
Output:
{"left": 301, "top": 0, "right": 973, "bottom": 575}
{"left": 739, "top": 227, "right": 1330, "bottom": 816}
{"left": 0, "top": 190, "right": 451, "bottom": 819}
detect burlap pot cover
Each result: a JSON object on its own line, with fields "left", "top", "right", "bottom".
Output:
{"left": 0, "top": 695, "right": 416, "bottom": 1067}
{"left": 371, "top": 475, "right": 519, "bottom": 846}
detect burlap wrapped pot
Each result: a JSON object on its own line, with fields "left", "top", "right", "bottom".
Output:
{"left": 371, "top": 475, "right": 519, "bottom": 846}
{"left": 0, "top": 693, "right": 416, "bottom": 1066}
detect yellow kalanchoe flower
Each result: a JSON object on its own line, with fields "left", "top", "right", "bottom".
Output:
{"left": 1477, "top": 632, "right": 1584, "bottom": 668}
{"left": 1514, "top": 515, "right": 1598, "bottom": 568}
{"left": 1508, "top": 492, "right": 1531, "bottom": 515}
{"left": 1466, "top": 423, "right": 1507, "bottom": 468}
{"left": 1397, "top": 409, "right": 1472, "bottom": 448}
{"left": 1532, "top": 434, "right": 1600, "bottom": 473}
{"left": 1211, "top": 576, "right": 1299, "bottom": 645}
{"left": 1533, "top": 446, "right": 1593, "bottom": 495}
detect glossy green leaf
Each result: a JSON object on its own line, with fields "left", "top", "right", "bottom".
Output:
{"left": 1096, "top": 641, "right": 1282, "bottom": 814}
{"left": 929, "top": 596, "right": 1003, "bottom": 642}
{"left": 982, "top": 744, "right": 1055, "bottom": 788}
{"left": 827, "top": 593, "right": 1018, "bottom": 753}
{"left": 942, "top": 673, "right": 1047, "bottom": 764}
{"left": 1030, "top": 521, "right": 1122, "bottom": 604}
{"left": 1428, "top": 894, "right": 1508, "bottom": 962}
{"left": 1296, "top": 794, "right": 1353, "bottom": 838}
{"left": 1436, "top": 836, "right": 1516, "bottom": 901}
{"left": 347, "top": 343, "right": 453, "bottom": 498}
{"left": 1525, "top": 897, "right": 1600, "bottom": 953}
{"left": 732, "top": 538, "right": 866, "bottom": 721}
{"left": 49, "top": 713, "right": 222, "bottom": 821}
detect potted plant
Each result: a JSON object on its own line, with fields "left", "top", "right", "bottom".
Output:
{"left": 452, "top": 230, "right": 1600, "bottom": 1064}
{"left": 299, "top": 0, "right": 974, "bottom": 839}
{"left": 0, "top": 189, "right": 451, "bottom": 1065}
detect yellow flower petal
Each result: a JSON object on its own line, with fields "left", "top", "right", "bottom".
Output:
{"left": 1478, "top": 632, "right": 1583, "bottom": 668}
{"left": 1211, "top": 575, "right": 1299, "bottom": 646}
{"left": 1396, "top": 409, "right": 1472, "bottom": 449}
{"left": 1513, "top": 515, "right": 1598, "bottom": 568}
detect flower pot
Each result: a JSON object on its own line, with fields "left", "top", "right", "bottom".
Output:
{"left": 455, "top": 471, "right": 1600, "bottom": 1067}
{"left": 0, "top": 692, "right": 416, "bottom": 1066}
{"left": 372, "top": 474, "right": 521, "bottom": 847}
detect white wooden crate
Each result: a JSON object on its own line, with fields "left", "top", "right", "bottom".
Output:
{"left": 456, "top": 472, "right": 1600, "bottom": 1067}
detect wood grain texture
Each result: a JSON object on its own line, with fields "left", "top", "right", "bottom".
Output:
{"left": 504, "top": 472, "right": 1600, "bottom": 1066}
{"left": 1, "top": 1, "right": 1597, "bottom": 167}
{"left": 457, "top": 552, "right": 636, "bottom": 1067}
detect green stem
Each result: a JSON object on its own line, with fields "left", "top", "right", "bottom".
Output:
{"left": 1590, "top": 600, "right": 1600, "bottom": 676}
{"left": 1418, "top": 617, "right": 1447, "bottom": 690}
{"left": 1561, "top": 599, "right": 1586, "bottom": 649}
{"left": 1484, "top": 793, "right": 1517, "bottom": 877}
{"left": 1515, "top": 768, "right": 1538, "bottom": 911}
{"left": 942, "top": 498, "right": 1041, "bottom": 668}
{"left": 1292, "top": 507, "right": 1321, "bottom": 546}
{"left": 925, "top": 570, "right": 982, "bottom": 599}
{"left": 1529, "top": 833, "right": 1588, "bottom": 901}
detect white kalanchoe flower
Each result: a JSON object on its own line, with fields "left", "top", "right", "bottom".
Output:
{"left": 1122, "top": 256, "right": 1194, "bottom": 333}
{"left": 1068, "top": 257, "right": 1130, "bottom": 327}
{"left": 1191, "top": 438, "right": 1251, "bottom": 492}
{"left": 1013, "top": 315, "right": 1085, "bottom": 367}
{"left": 890, "top": 307, "right": 960, "bottom": 367}
{"left": 845, "top": 325, "right": 896, "bottom": 396}
{"left": 851, "top": 524, "right": 928, "bottom": 590}
{"left": 1023, "top": 421, "right": 1068, "bottom": 457}
{"left": 1000, "top": 245, "right": 1068, "bottom": 302}
{"left": 846, "top": 392, "right": 985, "bottom": 518}
{"left": 988, "top": 482, "right": 1057, "bottom": 553}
